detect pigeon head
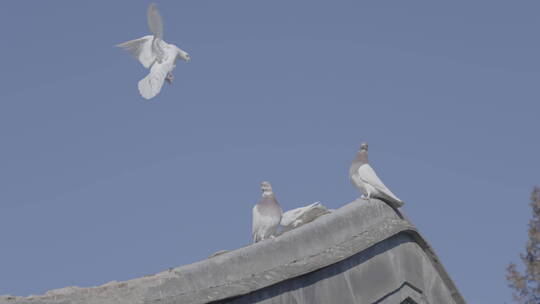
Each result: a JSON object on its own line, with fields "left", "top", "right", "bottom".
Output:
{"left": 353, "top": 142, "right": 369, "bottom": 166}
{"left": 178, "top": 49, "right": 191, "bottom": 62}
{"left": 261, "top": 181, "right": 273, "bottom": 195}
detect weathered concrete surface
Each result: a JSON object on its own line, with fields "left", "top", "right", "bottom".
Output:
{"left": 0, "top": 199, "right": 465, "bottom": 304}
{"left": 213, "top": 234, "right": 453, "bottom": 303}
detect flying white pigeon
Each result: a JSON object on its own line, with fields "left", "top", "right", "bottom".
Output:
{"left": 117, "top": 3, "right": 190, "bottom": 99}
{"left": 349, "top": 142, "right": 404, "bottom": 209}
{"left": 252, "top": 181, "right": 283, "bottom": 243}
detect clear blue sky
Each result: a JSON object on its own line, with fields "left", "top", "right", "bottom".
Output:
{"left": 0, "top": 1, "right": 538, "bottom": 302}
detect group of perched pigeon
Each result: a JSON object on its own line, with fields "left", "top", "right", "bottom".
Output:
{"left": 252, "top": 142, "right": 404, "bottom": 243}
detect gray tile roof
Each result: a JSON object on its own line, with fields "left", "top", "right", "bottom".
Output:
{"left": 0, "top": 199, "right": 465, "bottom": 304}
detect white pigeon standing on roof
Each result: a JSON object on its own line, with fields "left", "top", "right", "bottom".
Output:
{"left": 252, "top": 181, "right": 283, "bottom": 243}
{"left": 349, "top": 142, "right": 404, "bottom": 209}
{"left": 117, "top": 3, "right": 190, "bottom": 99}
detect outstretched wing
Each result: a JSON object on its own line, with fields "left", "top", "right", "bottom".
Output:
{"left": 117, "top": 35, "right": 156, "bottom": 69}
{"left": 357, "top": 164, "right": 402, "bottom": 202}
{"left": 137, "top": 61, "right": 169, "bottom": 99}
{"left": 147, "top": 3, "right": 163, "bottom": 39}
{"left": 280, "top": 202, "right": 329, "bottom": 230}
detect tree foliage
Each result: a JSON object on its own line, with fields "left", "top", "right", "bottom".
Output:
{"left": 507, "top": 187, "right": 540, "bottom": 303}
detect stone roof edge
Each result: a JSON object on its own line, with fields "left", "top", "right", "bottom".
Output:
{"left": 0, "top": 200, "right": 466, "bottom": 304}
{"left": 196, "top": 218, "right": 466, "bottom": 304}
{"left": 403, "top": 220, "right": 466, "bottom": 304}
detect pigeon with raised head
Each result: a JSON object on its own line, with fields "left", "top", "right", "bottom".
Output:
{"left": 117, "top": 3, "right": 190, "bottom": 99}
{"left": 252, "top": 181, "right": 283, "bottom": 243}
{"left": 349, "top": 143, "right": 404, "bottom": 208}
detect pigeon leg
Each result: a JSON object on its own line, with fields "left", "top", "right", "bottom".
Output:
{"left": 165, "top": 72, "right": 174, "bottom": 84}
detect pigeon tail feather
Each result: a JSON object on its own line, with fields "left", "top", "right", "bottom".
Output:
{"left": 376, "top": 192, "right": 404, "bottom": 208}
